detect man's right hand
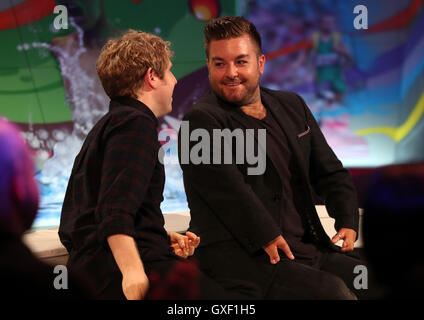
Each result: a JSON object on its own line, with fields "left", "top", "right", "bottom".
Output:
{"left": 262, "top": 235, "right": 295, "bottom": 264}
{"left": 122, "top": 270, "right": 149, "bottom": 300}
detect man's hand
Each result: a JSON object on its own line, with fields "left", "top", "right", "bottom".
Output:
{"left": 168, "top": 231, "right": 200, "bottom": 258}
{"left": 331, "top": 228, "right": 357, "bottom": 252}
{"left": 185, "top": 231, "right": 200, "bottom": 256}
{"left": 122, "top": 270, "right": 149, "bottom": 300}
{"left": 263, "top": 235, "right": 295, "bottom": 264}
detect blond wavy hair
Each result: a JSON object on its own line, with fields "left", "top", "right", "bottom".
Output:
{"left": 96, "top": 30, "right": 174, "bottom": 99}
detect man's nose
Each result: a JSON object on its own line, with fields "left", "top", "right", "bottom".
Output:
{"left": 225, "top": 63, "right": 238, "bottom": 79}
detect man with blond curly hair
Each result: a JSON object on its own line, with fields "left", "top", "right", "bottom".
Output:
{"left": 59, "top": 30, "right": 251, "bottom": 300}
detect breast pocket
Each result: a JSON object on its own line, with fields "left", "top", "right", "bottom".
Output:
{"left": 297, "top": 125, "right": 310, "bottom": 138}
{"left": 297, "top": 125, "right": 311, "bottom": 159}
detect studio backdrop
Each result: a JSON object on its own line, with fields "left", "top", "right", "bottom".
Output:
{"left": 0, "top": 0, "right": 423, "bottom": 229}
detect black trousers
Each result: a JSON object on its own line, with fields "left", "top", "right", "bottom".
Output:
{"left": 194, "top": 240, "right": 386, "bottom": 300}
{"left": 98, "top": 257, "right": 261, "bottom": 300}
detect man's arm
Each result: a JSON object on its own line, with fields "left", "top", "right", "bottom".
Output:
{"left": 95, "top": 113, "right": 158, "bottom": 246}
{"left": 107, "top": 234, "right": 149, "bottom": 300}
{"left": 94, "top": 113, "right": 159, "bottom": 296}
{"left": 295, "top": 93, "right": 359, "bottom": 249}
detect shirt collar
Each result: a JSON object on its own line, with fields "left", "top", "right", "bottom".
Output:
{"left": 109, "top": 96, "right": 158, "bottom": 126}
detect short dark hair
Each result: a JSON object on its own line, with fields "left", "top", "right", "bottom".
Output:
{"left": 204, "top": 16, "right": 262, "bottom": 58}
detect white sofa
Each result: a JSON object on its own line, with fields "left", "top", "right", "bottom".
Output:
{"left": 23, "top": 206, "right": 363, "bottom": 265}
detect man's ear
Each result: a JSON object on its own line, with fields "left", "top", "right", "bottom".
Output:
{"left": 144, "top": 67, "right": 160, "bottom": 90}
{"left": 206, "top": 59, "right": 212, "bottom": 79}
{"left": 258, "top": 54, "right": 266, "bottom": 75}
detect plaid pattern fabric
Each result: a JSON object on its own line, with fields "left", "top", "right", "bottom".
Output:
{"left": 59, "top": 96, "right": 174, "bottom": 265}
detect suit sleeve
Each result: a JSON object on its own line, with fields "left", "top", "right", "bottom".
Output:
{"left": 179, "top": 108, "right": 282, "bottom": 254}
{"left": 295, "top": 94, "right": 360, "bottom": 233}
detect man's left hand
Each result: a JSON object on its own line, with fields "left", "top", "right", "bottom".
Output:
{"left": 331, "top": 228, "right": 357, "bottom": 252}
{"left": 168, "top": 231, "right": 200, "bottom": 258}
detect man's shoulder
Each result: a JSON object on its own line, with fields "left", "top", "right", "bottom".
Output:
{"left": 191, "top": 91, "right": 220, "bottom": 111}
{"left": 80, "top": 102, "right": 156, "bottom": 152}
{"left": 261, "top": 87, "right": 309, "bottom": 118}
{"left": 184, "top": 91, "right": 226, "bottom": 120}
{"left": 261, "top": 87, "right": 303, "bottom": 106}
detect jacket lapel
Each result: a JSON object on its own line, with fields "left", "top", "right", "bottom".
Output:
{"left": 213, "top": 89, "right": 308, "bottom": 180}
{"left": 260, "top": 89, "right": 309, "bottom": 178}
{"left": 222, "top": 99, "right": 281, "bottom": 181}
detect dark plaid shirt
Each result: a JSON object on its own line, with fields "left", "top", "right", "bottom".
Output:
{"left": 59, "top": 97, "right": 175, "bottom": 286}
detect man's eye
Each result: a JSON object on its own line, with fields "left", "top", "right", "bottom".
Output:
{"left": 214, "top": 62, "right": 224, "bottom": 67}
{"left": 237, "top": 60, "right": 247, "bottom": 65}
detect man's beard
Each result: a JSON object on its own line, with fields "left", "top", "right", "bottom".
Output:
{"left": 211, "top": 78, "right": 260, "bottom": 107}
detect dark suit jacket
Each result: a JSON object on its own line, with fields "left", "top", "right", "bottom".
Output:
{"left": 179, "top": 88, "right": 359, "bottom": 256}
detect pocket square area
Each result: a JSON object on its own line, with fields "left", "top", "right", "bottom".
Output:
{"left": 297, "top": 126, "right": 310, "bottom": 138}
